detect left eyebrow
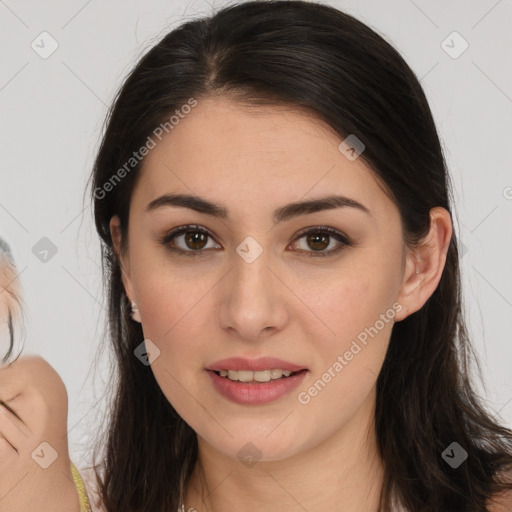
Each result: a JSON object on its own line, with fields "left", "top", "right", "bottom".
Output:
{"left": 145, "top": 193, "right": 371, "bottom": 223}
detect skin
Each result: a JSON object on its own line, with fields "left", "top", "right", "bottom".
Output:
{"left": 110, "top": 96, "right": 453, "bottom": 512}
{"left": 0, "top": 96, "right": 509, "bottom": 512}
{"left": 0, "top": 355, "right": 80, "bottom": 512}
{"left": 0, "top": 250, "right": 80, "bottom": 511}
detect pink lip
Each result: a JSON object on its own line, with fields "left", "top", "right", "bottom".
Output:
{"left": 206, "top": 357, "right": 307, "bottom": 372}
{"left": 206, "top": 368, "right": 308, "bottom": 405}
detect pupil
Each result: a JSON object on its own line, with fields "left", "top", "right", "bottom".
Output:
{"left": 185, "top": 231, "right": 207, "bottom": 250}
{"left": 308, "top": 233, "right": 328, "bottom": 251}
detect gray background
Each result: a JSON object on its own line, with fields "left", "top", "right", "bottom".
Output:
{"left": 1, "top": 0, "right": 511, "bottom": 466}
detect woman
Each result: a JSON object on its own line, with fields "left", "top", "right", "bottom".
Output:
{"left": 3, "top": 1, "right": 512, "bottom": 510}
{"left": 0, "top": 237, "right": 21, "bottom": 361}
{"left": 0, "top": 238, "right": 90, "bottom": 511}
{"left": 86, "top": 0, "right": 512, "bottom": 510}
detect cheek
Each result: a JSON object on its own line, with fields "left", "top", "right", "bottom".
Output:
{"left": 295, "top": 263, "right": 400, "bottom": 393}
{"left": 134, "top": 272, "right": 215, "bottom": 414}
{"left": 132, "top": 269, "right": 220, "bottom": 412}
{"left": 292, "top": 275, "right": 396, "bottom": 432}
{"left": 303, "top": 268, "right": 397, "bottom": 339}
{"left": 132, "top": 260, "right": 212, "bottom": 337}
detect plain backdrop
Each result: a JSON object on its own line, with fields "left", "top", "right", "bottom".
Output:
{"left": 0, "top": 0, "right": 511, "bottom": 467}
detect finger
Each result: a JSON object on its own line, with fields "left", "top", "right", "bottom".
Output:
{"left": 0, "top": 396, "right": 30, "bottom": 432}
{"left": 0, "top": 401, "right": 30, "bottom": 452}
{"left": 0, "top": 398, "right": 23, "bottom": 422}
{"left": 0, "top": 355, "right": 32, "bottom": 399}
{"left": 0, "top": 430, "right": 18, "bottom": 454}
{"left": 0, "top": 356, "right": 69, "bottom": 419}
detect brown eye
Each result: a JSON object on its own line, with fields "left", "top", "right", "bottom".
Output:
{"left": 290, "top": 227, "right": 352, "bottom": 258}
{"left": 159, "top": 225, "right": 351, "bottom": 259}
{"left": 305, "top": 232, "right": 330, "bottom": 251}
{"left": 158, "top": 225, "right": 220, "bottom": 257}
{"left": 184, "top": 230, "right": 208, "bottom": 250}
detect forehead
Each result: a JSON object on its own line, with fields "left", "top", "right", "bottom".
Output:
{"left": 131, "top": 97, "right": 396, "bottom": 222}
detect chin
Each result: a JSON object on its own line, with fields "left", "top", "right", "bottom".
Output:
{"left": 198, "top": 426, "right": 309, "bottom": 464}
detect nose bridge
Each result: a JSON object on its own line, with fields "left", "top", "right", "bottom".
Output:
{"left": 231, "top": 236, "right": 272, "bottom": 300}
{"left": 219, "top": 235, "right": 284, "bottom": 338}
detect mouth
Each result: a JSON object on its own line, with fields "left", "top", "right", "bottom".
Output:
{"left": 210, "top": 368, "right": 308, "bottom": 383}
{"left": 206, "top": 367, "right": 309, "bottom": 405}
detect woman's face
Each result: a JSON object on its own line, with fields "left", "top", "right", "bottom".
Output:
{"left": 111, "top": 97, "right": 415, "bottom": 462}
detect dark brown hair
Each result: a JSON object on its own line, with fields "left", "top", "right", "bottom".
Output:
{"left": 85, "top": 1, "right": 512, "bottom": 510}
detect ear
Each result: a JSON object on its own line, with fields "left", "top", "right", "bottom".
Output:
{"left": 394, "top": 207, "right": 453, "bottom": 322}
{"left": 109, "top": 215, "right": 141, "bottom": 323}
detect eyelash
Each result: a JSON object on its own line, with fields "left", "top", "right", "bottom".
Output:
{"left": 157, "top": 224, "right": 352, "bottom": 258}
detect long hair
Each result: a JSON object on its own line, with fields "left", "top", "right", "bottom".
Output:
{"left": 86, "top": 1, "right": 512, "bottom": 510}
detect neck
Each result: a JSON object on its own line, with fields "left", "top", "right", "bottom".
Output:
{"left": 184, "top": 387, "right": 384, "bottom": 512}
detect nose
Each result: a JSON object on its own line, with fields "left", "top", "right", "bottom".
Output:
{"left": 218, "top": 248, "right": 288, "bottom": 341}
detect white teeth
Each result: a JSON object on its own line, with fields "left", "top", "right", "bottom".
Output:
{"left": 254, "top": 370, "right": 271, "bottom": 382}
{"left": 235, "top": 370, "right": 253, "bottom": 382}
{"left": 218, "top": 369, "right": 295, "bottom": 382}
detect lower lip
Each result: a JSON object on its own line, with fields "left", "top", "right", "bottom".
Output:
{"left": 206, "top": 369, "right": 308, "bottom": 405}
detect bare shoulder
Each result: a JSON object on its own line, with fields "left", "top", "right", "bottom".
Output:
{"left": 487, "top": 490, "right": 512, "bottom": 512}
{"left": 487, "top": 470, "right": 512, "bottom": 512}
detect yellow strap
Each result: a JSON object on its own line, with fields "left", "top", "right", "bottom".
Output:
{"left": 70, "top": 461, "right": 92, "bottom": 512}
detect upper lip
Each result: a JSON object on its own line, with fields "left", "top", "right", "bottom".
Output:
{"left": 206, "top": 357, "right": 307, "bottom": 372}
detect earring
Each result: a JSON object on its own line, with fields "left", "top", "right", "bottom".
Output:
{"left": 130, "top": 300, "right": 141, "bottom": 323}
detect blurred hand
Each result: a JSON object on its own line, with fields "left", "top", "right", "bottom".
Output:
{"left": 0, "top": 355, "right": 80, "bottom": 512}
